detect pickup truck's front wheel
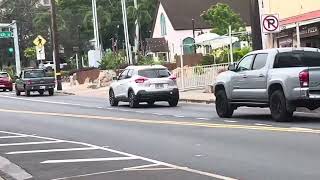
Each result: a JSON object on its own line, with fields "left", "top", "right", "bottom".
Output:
{"left": 270, "top": 90, "right": 293, "bottom": 122}
{"left": 216, "top": 90, "right": 234, "bottom": 118}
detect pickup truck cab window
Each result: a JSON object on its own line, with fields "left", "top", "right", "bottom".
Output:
{"left": 236, "top": 55, "right": 255, "bottom": 72}
{"left": 253, "top": 54, "right": 268, "bottom": 70}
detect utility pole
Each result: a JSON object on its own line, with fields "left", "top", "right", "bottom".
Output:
{"left": 134, "top": 0, "right": 139, "bottom": 64}
{"left": 12, "top": 20, "right": 21, "bottom": 75}
{"left": 92, "top": 0, "right": 100, "bottom": 50}
{"left": 121, "top": 0, "right": 132, "bottom": 64}
{"left": 50, "top": 0, "right": 62, "bottom": 90}
{"left": 249, "top": 0, "right": 263, "bottom": 50}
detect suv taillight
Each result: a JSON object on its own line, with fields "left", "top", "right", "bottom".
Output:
{"left": 135, "top": 77, "right": 148, "bottom": 84}
{"left": 169, "top": 76, "right": 177, "bottom": 81}
{"left": 299, "top": 70, "right": 309, "bottom": 87}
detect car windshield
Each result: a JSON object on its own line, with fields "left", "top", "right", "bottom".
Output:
{"left": 0, "top": 73, "right": 8, "bottom": 78}
{"left": 138, "top": 69, "right": 170, "bottom": 78}
{"left": 24, "top": 70, "right": 46, "bottom": 78}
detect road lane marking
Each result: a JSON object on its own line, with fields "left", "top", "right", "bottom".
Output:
{"left": 0, "top": 135, "right": 29, "bottom": 139}
{"left": 290, "top": 127, "right": 314, "bottom": 131}
{"left": 197, "top": 118, "right": 210, "bottom": 121}
{"left": 224, "top": 120, "right": 238, "bottom": 123}
{"left": 0, "top": 140, "right": 64, "bottom": 147}
{"left": 254, "top": 123, "right": 273, "bottom": 127}
{"left": 123, "top": 164, "right": 162, "bottom": 170}
{"left": 0, "top": 130, "right": 238, "bottom": 180}
{"left": 174, "top": 115, "right": 185, "bottom": 118}
{"left": 0, "top": 108, "right": 319, "bottom": 134}
{"left": 41, "top": 157, "right": 139, "bottom": 164}
{"left": 6, "top": 147, "right": 99, "bottom": 155}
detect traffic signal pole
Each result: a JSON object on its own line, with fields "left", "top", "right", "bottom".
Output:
{"left": 50, "top": 0, "right": 62, "bottom": 90}
{"left": 0, "top": 21, "right": 21, "bottom": 75}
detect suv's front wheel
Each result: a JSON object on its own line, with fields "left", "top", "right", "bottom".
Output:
{"left": 270, "top": 90, "right": 293, "bottom": 122}
{"left": 216, "top": 90, "right": 234, "bottom": 118}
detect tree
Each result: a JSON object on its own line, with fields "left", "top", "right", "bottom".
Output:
{"left": 201, "top": 3, "right": 245, "bottom": 35}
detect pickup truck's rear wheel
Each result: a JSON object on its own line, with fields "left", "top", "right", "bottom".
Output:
{"left": 25, "top": 89, "right": 30, "bottom": 97}
{"left": 38, "top": 90, "right": 44, "bottom": 96}
{"left": 270, "top": 90, "right": 293, "bottom": 122}
{"left": 216, "top": 90, "right": 234, "bottom": 118}
{"left": 48, "top": 88, "right": 54, "bottom": 96}
{"left": 16, "top": 90, "right": 20, "bottom": 96}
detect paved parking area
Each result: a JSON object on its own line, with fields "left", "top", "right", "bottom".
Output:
{"left": 0, "top": 131, "right": 233, "bottom": 180}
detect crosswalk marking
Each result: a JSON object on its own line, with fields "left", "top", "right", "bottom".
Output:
{"left": 41, "top": 157, "right": 139, "bottom": 164}
{"left": 0, "top": 140, "right": 64, "bottom": 147}
{"left": 0, "top": 135, "right": 29, "bottom": 139}
{"left": 6, "top": 147, "right": 99, "bottom": 155}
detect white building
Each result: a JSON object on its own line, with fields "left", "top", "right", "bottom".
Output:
{"left": 150, "top": 0, "right": 251, "bottom": 62}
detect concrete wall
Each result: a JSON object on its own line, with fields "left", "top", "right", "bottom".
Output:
{"left": 264, "top": 0, "right": 320, "bottom": 19}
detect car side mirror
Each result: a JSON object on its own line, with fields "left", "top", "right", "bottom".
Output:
{"left": 228, "top": 64, "right": 236, "bottom": 71}
{"left": 112, "top": 76, "right": 118, "bottom": 81}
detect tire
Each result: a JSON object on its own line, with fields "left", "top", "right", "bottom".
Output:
{"left": 8, "top": 88, "right": 13, "bottom": 92}
{"left": 215, "top": 90, "right": 234, "bottom": 118}
{"left": 48, "top": 89, "right": 54, "bottom": 96}
{"left": 109, "top": 89, "right": 119, "bottom": 107}
{"left": 168, "top": 98, "right": 178, "bottom": 107}
{"left": 129, "top": 91, "right": 139, "bottom": 108}
{"left": 38, "top": 90, "right": 44, "bottom": 96}
{"left": 148, "top": 100, "right": 155, "bottom": 106}
{"left": 16, "top": 90, "right": 21, "bottom": 96}
{"left": 25, "top": 89, "right": 30, "bottom": 97}
{"left": 269, "top": 90, "right": 293, "bottom": 122}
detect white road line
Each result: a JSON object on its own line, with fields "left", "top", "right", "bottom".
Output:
{"left": 41, "top": 157, "right": 139, "bottom": 164}
{"left": 51, "top": 169, "right": 124, "bottom": 180}
{"left": 125, "top": 167, "right": 177, "bottom": 171}
{"left": 224, "top": 120, "right": 238, "bottom": 123}
{"left": 0, "top": 140, "right": 64, "bottom": 147}
{"left": 152, "top": 113, "right": 164, "bottom": 116}
{"left": 0, "top": 130, "right": 237, "bottom": 180}
{"left": 197, "top": 118, "right": 210, "bottom": 121}
{"left": 123, "top": 164, "right": 162, "bottom": 170}
{"left": 290, "top": 127, "right": 314, "bottom": 131}
{"left": 254, "top": 123, "right": 273, "bottom": 127}
{"left": 6, "top": 147, "right": 99, "bottom": 155}
{"left": 174, "top": 115, "right": 185, "bottom": 118}
{"left": 96, "top": 107, "right": 104, "bottom": 109}
{"left": 0, "top": 135, "right": 29, "bottom": 139}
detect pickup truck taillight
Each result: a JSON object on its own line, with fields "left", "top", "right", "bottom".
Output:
{"left": 135, "top": 77, "right": 148, "bottom": 84}
{"left": 299, "top": 70, "right": 309, "bottom": 87}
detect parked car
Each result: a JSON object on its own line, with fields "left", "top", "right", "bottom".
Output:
{"left": 109, "top": 65, "right": 179, "bottom": 108}
{"left": 15, "top": 69, "right": 56, "bottom": 96}
{"left": 214, "top": 48, "right": 320, "bottom": 122}
{"left": 0, "top": 72, "right": 13, "bottom": 92}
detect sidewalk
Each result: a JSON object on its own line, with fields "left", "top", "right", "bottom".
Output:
{"left": 61, "top": 83, "right": 214, "bottom": 103}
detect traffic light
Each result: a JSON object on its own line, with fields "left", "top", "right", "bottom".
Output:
{"left": 7, "top": 40, "right": 14, "bottom": 58}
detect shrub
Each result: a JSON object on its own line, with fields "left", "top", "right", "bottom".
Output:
{"left": 99, "top": 52, "right": 126, "bottom": 70}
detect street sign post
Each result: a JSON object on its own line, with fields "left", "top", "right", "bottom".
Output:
{"left": 262, "top": 14, "right": 280, "bottom": 33}
{"left": 33, "top": 35, "right": 47, "bottom": 48}
{"left": 0, "top": 31, "right": 12, "bottom": 38}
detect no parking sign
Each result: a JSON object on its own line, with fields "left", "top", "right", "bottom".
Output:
{"left": 262, "top": 14, "right": 280, "bottom": 33}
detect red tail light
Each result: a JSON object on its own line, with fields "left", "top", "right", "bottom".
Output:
{"left": 26, "top": 80, "right": 32, "bottom": 85}
{"left": 169, "top": 76, "right": 177, "bottom": 81}
{"left": 135, "top": 77, "right": 148, "bottom": 84}
{"left": 299, "top": 70, "right": 309, "bottom": 87}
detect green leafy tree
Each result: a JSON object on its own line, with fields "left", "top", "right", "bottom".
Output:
{"left": 201, "top": 3, "right": 245, "bottom": 35}
{"left": 99, "top": 51, "right": 126, "bottom": 70}
{"left": 24, "top": 47, "right": 36, "bottom": 60}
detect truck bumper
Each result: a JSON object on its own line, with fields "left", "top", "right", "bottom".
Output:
{"left": 26, "top": 84, "right": 55, "bottom": 91}
{"left": 136, "top": 88, "right": 179, "bottom": 102}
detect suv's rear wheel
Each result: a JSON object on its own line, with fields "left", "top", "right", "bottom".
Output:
{"left": 25, "top": 89, "right": 31, "bottom": 97}
{"left": 129, "top": 91, "right": 139, "bottom": 108}
{"left": 216, "top": 90, "right": 234, "bottom": 118}
{"left": 168, "top": 98, "right": 179, "bottom": 107}
{"left": 270, "top": 90, "right": 293, "bottom": 122}
{"left": 109, "top": 89, "right": 119, "bottom": 107}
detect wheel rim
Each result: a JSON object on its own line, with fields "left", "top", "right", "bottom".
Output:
{"left": 129, "top": 92, "right": 134, "bottom": 107}
{"left": 109, "top": 91, "right": 115, "bottom": 104}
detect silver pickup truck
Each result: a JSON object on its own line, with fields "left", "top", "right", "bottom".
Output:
{"left": 214, "top": 48, "right": 320, "bottom": 122}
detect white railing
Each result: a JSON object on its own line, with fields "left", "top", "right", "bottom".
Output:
{"left": 172, "top": 63, "right": 229, "bottom": 91}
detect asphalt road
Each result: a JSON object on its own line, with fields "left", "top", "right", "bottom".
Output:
{"left": 0, "top": 91, "right": 320, "bottom": 180}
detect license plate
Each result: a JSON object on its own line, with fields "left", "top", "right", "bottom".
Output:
{"left": 40, "top": 86, "right": 46, "bottom": 89}
{"left": 155, "top": 84, "right": 164, "bottom": 89}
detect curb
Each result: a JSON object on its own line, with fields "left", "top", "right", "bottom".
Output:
{"left": 56, "top": 91, "right": 75, "bottom": 96}
{"left": 179, "top": 99, "right": 215, "bottom": 104}
{"left": 0, "top": 156, "right": 33, "bottom": 180}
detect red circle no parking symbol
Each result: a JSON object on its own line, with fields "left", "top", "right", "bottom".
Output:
{"left": 262, "top": 15, "right": 280, "bottom": 33}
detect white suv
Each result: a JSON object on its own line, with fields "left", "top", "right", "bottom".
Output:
{"left": 109, "top": 65, "right": 179, "bottom": 108}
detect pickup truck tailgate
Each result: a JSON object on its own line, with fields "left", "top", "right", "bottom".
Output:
{"left": 28, "top": 77, "right": 55, "bottom": 85}
{"left": 309, "top": 67, "right": 320, "bottom": 92}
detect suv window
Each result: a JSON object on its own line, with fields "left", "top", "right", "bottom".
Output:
{"left": 138, "top": 69, "right": 170, "bottom": 78}
{"left": 274, "top": 51, "right": 320, "bottom": 68}
{"left": 253, "top": 54, "right": 268, "bottom": 70}
{"left": 118, "top": 70, "right": 129, "bottom": 80}
{"left": 236, "top": 55, "right": 254, "bottom": 72}
{"left": 127, "top": 70, "right": 134, "bottom": 78}
{"left": 0, "top": 73, "right": 8, "bottom": 78}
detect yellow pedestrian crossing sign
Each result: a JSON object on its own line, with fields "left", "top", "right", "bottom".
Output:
{"left": 33, "top": 35, "right": 47, "bottom": 48}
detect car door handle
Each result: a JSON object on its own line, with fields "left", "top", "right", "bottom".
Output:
{"left": 242, "top": 75, "right": 248, "bottom": 78}
{"left": 259, "top": 74, "right": 265, "bottom": 77}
